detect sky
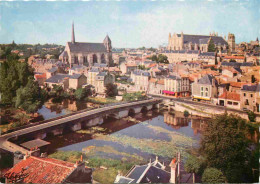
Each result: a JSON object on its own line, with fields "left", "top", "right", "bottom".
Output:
{"left": 0, "top": 0, "right": 259, "bottom": 48}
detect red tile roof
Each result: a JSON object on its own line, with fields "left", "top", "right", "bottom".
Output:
{"left": 224, "top": 56, "right": 245, "bottom": 60}
{"left": 4, "top": 156, "right": 76, "bottom": 183}
{"left": 35, "top": 73, "right": 46, "bottom": 79}
{"left": 219, "top": 92, "right": 240, "bottom": 101}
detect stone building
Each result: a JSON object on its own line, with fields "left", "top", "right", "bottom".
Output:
{"left": 59, "top": 22, "right": 113, "bottom": 67}
{"left": 168, "top": 32, "right": 227, "bottom": 52}
{"left": 240, "top": 84, "right": 259, "bottom": 113}
{"left": 95, "top": 72, "right": 115, "bottom": 96}
{"left": 191, "top": 74, "right": 218, "bottom": 101}
{"left": 130, "top": 70, "right": 151, "bottom": 92}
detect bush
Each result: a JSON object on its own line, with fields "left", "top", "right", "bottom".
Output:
{"left": 184, "top": 110, "right": 190, "bottom": 117}
{"left": 202, "top": 168, "right": 226, "bottom": 183}
{"left": 247, "top": 111, "right": 256, "bottom": 122}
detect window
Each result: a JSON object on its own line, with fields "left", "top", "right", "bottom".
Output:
{"left": 233, "top": 102, "right": 238, "bottom": 105}
{"left": 244, "top": 93, "right": 246, "bottom": 97}
{"left": 227, "top": 101, "right": 232, "bottom": 105}
{"left": 201, "top": 87, "right": 203, "bottom": 91}
{"left": 205, "top": 88, "right": 208, "bottom": 91}
{"left": 205, "top": 92, "right": 208, "bottom": 97}
{"left": 201, "top": 92, "right": 203, "bottom": 96}
{"left": 251, "top": 94, "right": 253, "bottom": 98}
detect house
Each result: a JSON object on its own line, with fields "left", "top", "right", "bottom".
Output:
{"left": 164, "top": 74, "right": 190, "bottom": 98}
{"left": 241, "top": 84, "right": 259, "bottom": 113}
{"left": 69, "top": 74, "right": 87, "bottom": 90}
{"left": 95, "top": 72, "right": 115, "bottom": 96}
{"left": 130, "top": 70, "right": 151, "bottom": 92}
{"left": 148, "top": 78, "right": 165, "bottom": 95}
{"left": 4, "top": 156, "right": 92, "bottom": 183}
{"left": 191, "top": 74, "right": 218, "bottom": 101}
{"left": 119, "top": 61, "right": 137, "bottom": 74}
{"left": 218, "top": 92, "right": 241, "bottom": 110}
{"left": 222, "top": 67, "right": 242, "bottom": 79}
{"left": 68, "top": 65, "right": 88, "bottom": 76}
{"left": 34, "top": 73, "right": 46, "bottom": 86}
{"left": 115, "top": 154, "right": 182, "bottom": 183}
{"left": 87, "top": 67, "right": 100, "bottom": 86}
{"left": 45, "top": 74, "right": 70, "bottom": 90}
{"left": 46, "top": 67, "right": 58, "bottom": 79}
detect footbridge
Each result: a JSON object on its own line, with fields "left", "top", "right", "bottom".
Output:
{"left": 0, "top": 98, "right": 162, "bottom": 153}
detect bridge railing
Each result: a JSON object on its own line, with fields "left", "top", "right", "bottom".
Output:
{"left": 1, "top": 97, "right": 157, "bottom": 135}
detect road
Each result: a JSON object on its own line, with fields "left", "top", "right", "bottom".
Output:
{"left": 0, "top": 99, "right": 161, "bottom": 153}
{"left": 149, "top": 94, "right": 246, "bottom": 114}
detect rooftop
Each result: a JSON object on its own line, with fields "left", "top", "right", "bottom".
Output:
{"left": 4, "top": 156, "right": 76, "bottom": 183}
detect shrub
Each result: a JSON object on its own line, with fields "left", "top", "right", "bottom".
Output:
{"left": 202, "top": 167, "right": 226, "bottom": 183}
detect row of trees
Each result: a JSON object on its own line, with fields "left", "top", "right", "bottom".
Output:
{"left": 148, "top": 54, "right": 169, "bottom": 64}
{"left": 0, "top": 52, "right": 47, "bottom": 113}
{"left": 184, "top": 113, "right": 259, "bottom": 183}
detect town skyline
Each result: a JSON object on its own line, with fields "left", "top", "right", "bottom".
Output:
{"left": 0, "top": 1, "right": 260, "bottom": 48}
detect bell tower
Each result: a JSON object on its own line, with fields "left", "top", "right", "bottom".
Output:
{"left": 228, "top": 33, "right": 235, "bottom": 52}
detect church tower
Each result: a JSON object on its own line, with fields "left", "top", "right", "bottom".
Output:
{"left": 103, "top": 34, "right": 112, "bottom": 52}
{"left": 71, "top": 22, "right": 75, "bottom": 44}
{"left": 228, "top": 33, "right": 235, "bottom": 52}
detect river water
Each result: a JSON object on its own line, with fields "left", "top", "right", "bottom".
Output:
{"left": 37, "top": 100, "right": 208, "bottom": 164}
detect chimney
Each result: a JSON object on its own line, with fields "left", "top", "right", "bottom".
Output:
{"left": 169, "top": 158, "right": 177, "bottom": 183}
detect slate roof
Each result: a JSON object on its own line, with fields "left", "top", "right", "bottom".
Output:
{"left": 59, "top": 50, "right": 68, "bottom": 57}
{"left": 140, "top": 166, "right": 171, "bottom": 183}
{"left": 127, "top": 165, "right": 148, "bottom": 182}
{"left": 177, "top": 34, "right": 227, "bottom": 45}
{"left": 164, "top": 50, "right": 199, "bottom": 54}
{"left": 167, "top": 75, "right": 181, "bottom": 80}
{"left": 96, "top": 72, "right": 107, "bottom": 76}
{"left": 241, "top": 84, "right": 258, "bottom": 91}
{"left": 70, "top": 74, "right": 82, "bottom": 79}
{"left": 198, "top": 74, "right": 218, "bottom": 85}
{"left": 4, "top": 156, "right": 76, "bottom": 183}
{"left": 68, "top": 42, "right": 107, "bottom": 52}
{"left": 47, "top": 67, "right": 58, "bottom": 73}
{"left": 20, "top": 139, "right": 50, "bottom": 150}
{"left": 133, "top": 70, "right": 150, "bottom": 76}
{"left": 199, "top": 38, "right": 209, "bottom": 44}
{"left": 94, "top": 63, "right": 107, "bottom": 68}
{"left": 221, "top": 62, "right": 254, "bottom": 67}
{"left": 89, "top": 67, "right": 100, "bottom": 72}
{"left": 45, "top": 74, "right": 70, "bottom": 83}
{"left": 199, "top": 52, "right": 215, "bottom": 56}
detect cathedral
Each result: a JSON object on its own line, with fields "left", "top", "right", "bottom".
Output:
{"left": 59, "top": 23, "right": 113, "bottom": 67}
{"left": 168, "top": 32, "right": 231, "bottom": 52}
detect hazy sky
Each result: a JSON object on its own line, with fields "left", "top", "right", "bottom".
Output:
{"left": 0, "top": 0, "right": 259, "bottom": 48}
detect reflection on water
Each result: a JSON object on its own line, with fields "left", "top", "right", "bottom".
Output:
{"left": 37, "top": 99, "right": 100, "bottom": 120}
{"left": 44, "top": 110, "right": 209, "bottom": 163}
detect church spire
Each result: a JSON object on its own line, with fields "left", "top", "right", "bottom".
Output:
{"left": 71, "top": 21, "right": 75, "bottom": 44}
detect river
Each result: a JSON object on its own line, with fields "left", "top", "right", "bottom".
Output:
{"left": 36, "top": 100, "right": 208, "bottom": 164}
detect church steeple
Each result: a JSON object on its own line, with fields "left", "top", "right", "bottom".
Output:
{"left": 71, "top": 21, "right": 75, "bottom": 44}
{"left": 103, "top": 34, "right": 112, "bottom": 52}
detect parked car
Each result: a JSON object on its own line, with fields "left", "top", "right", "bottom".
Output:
{"left": 14, "top": 151, "right": 24, "bottom": 159}
{"left": 242, "top": 108, "right": 249, "bottom": 112}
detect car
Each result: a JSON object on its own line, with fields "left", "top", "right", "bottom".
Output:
{"left": 14, "top": 151, "right": 24, "bottom": 159}
{"left": 242, "top": 108, "right": 249, "bottom": 112}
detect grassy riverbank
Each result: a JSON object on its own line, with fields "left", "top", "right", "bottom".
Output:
{"left": 48, "top": 151, "right": 143, "bottom": 184}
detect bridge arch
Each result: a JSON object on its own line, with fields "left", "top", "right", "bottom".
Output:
{"left": 141, "top": 106, "right": 148, "bottom": 113}
{"left": 128, "top": 108, "right": 135, "bottom": 117}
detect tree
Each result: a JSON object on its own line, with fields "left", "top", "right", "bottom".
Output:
{"left": 200, "top": 113, "right": 252, "bottom": 182}
{"left": 184, "top": 155, "right": 203, "bottom": 183}
{"left": 137, "top": 65, "right": 146, "bottom": 70}
{"left": 0, "top": 53, "right": 33, "bottom": 104}
{"left": 157, "top": 54, "right": 169, "bottom": 64}
{"left": 202, "top": 168, "right": 226, "bottom": 183}
{"left": 208, "top": 38, "right": 216, "bottom": 52}
{"left": 74, "top": 88, "right": 88, "bottom": 100}
{"left": 247, "top": 111, "right": 256, "bottom": 122}
{"left": 15, "top": 76, "right": 46, "bottom": 113}
{"left": 105, "top": 83, "right": 118, "bottom": 97}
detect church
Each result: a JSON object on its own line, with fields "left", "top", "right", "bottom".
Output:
{"left": 59, "top": 23, "right": 113, "bottom": 67}
{"left": 168, "top": 32, "right": 230, "bottom": 52}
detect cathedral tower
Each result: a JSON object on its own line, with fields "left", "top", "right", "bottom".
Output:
{"left": 228, "top": 33, "right": 235, "bottom": 52}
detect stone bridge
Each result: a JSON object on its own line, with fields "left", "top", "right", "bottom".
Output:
{"left": 0, "top": 98, "right": 162, "bottom": 154}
